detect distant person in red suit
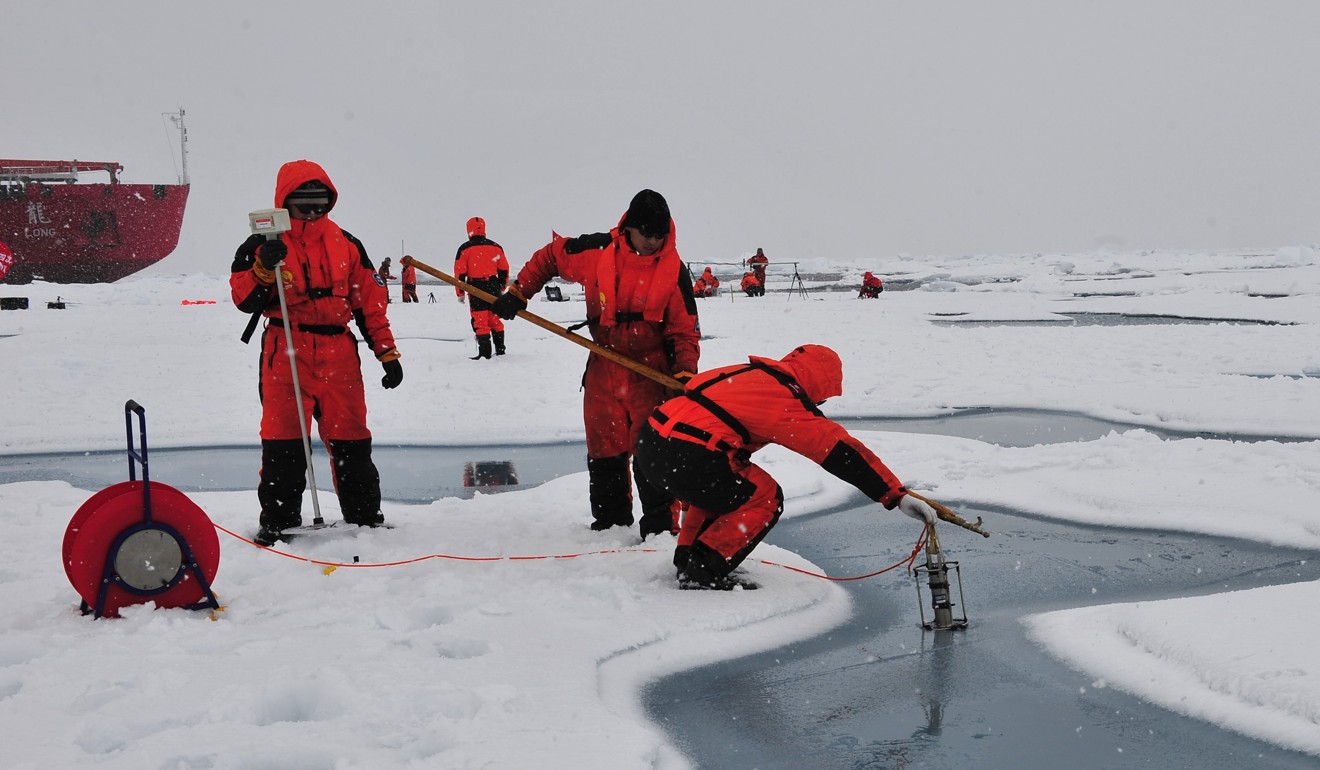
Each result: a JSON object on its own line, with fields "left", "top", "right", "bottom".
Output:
{"left": 747, "top": 248, "right": 769, "bottom": 282}
{"left": 740, "top": 270, "right": 765, "bottom": 297}
{"left": 401, "top": 259, "right": 419, "bottom": 303}
{"left": 454, "top": 216, "right": 510, "bottom": 359}
{"left": 692, "top": 266, "right": 720, "bottom": 298}
{"left": 859, "top": 271, "right": 883, "bottom": 298}
{"left": 378, "top": 257, "right": 394, "bottom": 303}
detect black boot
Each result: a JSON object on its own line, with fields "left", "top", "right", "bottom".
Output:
{"left": 472, "top": 334, "right": 492, "bottom": 360}
{"left": 328, "top": 438, "right": 385, "bottom": 527}
{"left": 492, "top": 330, "right": 506, "bottom": 356}
{"left": 639, "top": 505, "right": 677, "bottom": 540}
{"left": 254, "top": 524, "right": 290, "bottom": 547}
{"left": 677, "top": 542, "right": 758, "bottom": 590}
{"left": 257, "top": 438, "right": 307, "bottom": 535}
{"left": 587, "top": 454, "right": 634, "bottom": 530}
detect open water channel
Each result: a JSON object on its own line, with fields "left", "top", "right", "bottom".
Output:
{"left": 2, "top": 409, "right": 1316, "bottom": 768}
{"left": 645, "top": 413, "right": 1320, "bottom": 769}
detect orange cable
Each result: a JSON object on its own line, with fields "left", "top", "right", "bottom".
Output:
{"left": 752, "top": 524, "right": 930, "bottom": 581}
{"left": 213, "top": 521, "right": 929, "bottom": 581}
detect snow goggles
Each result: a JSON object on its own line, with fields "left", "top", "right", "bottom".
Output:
{"left": 288, "top": 202, "right": 329, "bottom": 216}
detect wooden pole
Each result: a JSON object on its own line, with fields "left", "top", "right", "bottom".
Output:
{"left": 401, "top": 256, "right": 683, "bottom": 390}
{"left": 906, "top": 490, "right": 991, "bottom": 538}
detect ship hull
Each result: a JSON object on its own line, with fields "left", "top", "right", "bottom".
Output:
{"left": 0, "top": 182, "right": 189, "bottom": 284}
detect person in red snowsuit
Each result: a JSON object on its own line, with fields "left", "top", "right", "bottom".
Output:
{"left": 492, "top": 190, "right": 701, "bottom": 538}
{"left": 859, "top": 271, "right": 883, "bottom": 298}
{"left": 401, "top": 260, "right": 419, "bottom": 303}
{"left": 454, "top": 216, "right": 510, "bottom": 359}
{"left": 740, "top": 270, "right": 764, "bottom": 297}
{"left": 692, "top": 266, "right": 720, "bottom": 298}
{"left": 748, "top": 248, "right": 768, "bottom": 281}
{"left": 230, "top": 159, "right": 403, "bottom": 546}
{"left": 377, "top": 257, "right": 394, "bottom": 303}
{"left": 635, "top": 344, "right": 938, "bottom": 589}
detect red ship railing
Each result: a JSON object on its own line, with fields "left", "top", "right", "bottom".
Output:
{"left": 0, "top": 160, "right": 124, "bottom": 184}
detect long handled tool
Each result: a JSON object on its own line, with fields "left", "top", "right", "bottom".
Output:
{"left": 249, "top": 208, "right": 325, "bottom": 528}
{"left": 402, "top": 255, "right": 683, "bottom": 390}
{"left": 906, "top": 490, "right": 990, "bottom": 538}
{"left": 406, "top": 254, "right": 987, "bottom": 539}
{"left": 409, "top": 255, "right": 994, "bottom": 537}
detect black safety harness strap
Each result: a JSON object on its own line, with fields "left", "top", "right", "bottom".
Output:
{"left": 267, "top": 318, "right": 347, "bottom": 336}
{"left": 567, "top": 311, "right": 649, "bottom": 332}
{"left": 650, "top": 361, "right": 823, "bottom": 455}
{"left": 680, "top": 366, "right": 756, "bottom": 447}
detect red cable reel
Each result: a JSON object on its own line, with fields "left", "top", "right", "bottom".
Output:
{"left": 62, "top": 401, "right": 220, "bottom": 619}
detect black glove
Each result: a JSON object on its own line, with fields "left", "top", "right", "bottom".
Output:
{"left": 381, "top": 359, "right": 403, "bottom": 389}
{"left": 667, "top": 370, "right": 695, "bottom": 397}
{"left": 492, "top": 290, "right": 528, "bottom": 320}
{"left": 256, "top": 240, "right": 288, "bottom": 271}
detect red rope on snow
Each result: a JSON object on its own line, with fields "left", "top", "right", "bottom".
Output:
{"left": 753, "top": 524, "right": 930, "bottom": 581}
{"left": 213, "top": 521, "right": 930, "bottom": 581}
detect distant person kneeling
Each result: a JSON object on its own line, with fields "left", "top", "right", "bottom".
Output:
{"left": 740, "top": 271, "right": 764, "bottom": 297}
{"left": 693, "top": 266, "right": 720, "bottom": 298}
{"left": 859, "top": 271, "right": 883, "bottom": 298}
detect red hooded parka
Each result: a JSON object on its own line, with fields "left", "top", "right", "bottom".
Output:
{"left": 230, "top": 159, "right": 396, "bottom": 442}
{"left": 513, "top": 212, "right": 700, "bottom": 457}
{"left": 511, "top": 209, "right": 700, "bottom": 526}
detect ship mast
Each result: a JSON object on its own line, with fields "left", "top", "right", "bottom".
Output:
{"left": 166, "top": 108, "right": 190, "bottom": 186}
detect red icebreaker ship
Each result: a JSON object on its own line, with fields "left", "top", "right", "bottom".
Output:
{"left": 0, "top": 110, "right": 190, "bottom": 284}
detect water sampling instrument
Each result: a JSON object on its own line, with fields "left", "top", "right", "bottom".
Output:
{"left": 907, "top": 491, "right": 988, "bottom": 631}
{"left": 62, "top": 401, "right": 221, "bottom": 619}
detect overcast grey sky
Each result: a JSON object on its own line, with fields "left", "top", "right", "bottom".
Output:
{"left": 7, "top": 1, "right": 1320, "bottom": 274}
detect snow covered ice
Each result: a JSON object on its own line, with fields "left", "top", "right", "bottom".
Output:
{"left": 2, "top": 247, "right": 1319, "bottom": 767}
